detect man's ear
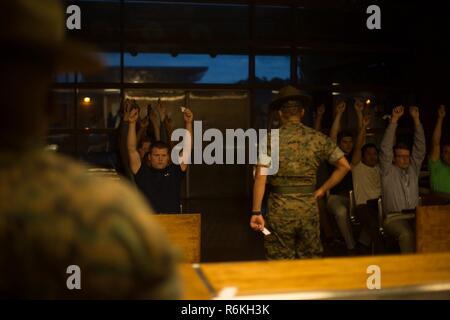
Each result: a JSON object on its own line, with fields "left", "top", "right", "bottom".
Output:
{"left": 300, "top": 108, "right": 305, "bottom": 118}
{"left": 278, "top": 110, "right": 282, "bottom": 118}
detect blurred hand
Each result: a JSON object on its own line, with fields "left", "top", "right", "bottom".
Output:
{"left": 354, "top": 99, "right": 364, "bottom": 113}
{"left": 149, "top": 109, "right": 160, "bottom": 129}
{"left": 409, "top": 106, "right": 420, "bottom": 122}
{"left": 129, "top": 108, "right": 139, "bottom": 123}
{"left": 314, "top": 188, "right": 326, "bottom": 200}
{"left": 157, "top": 98, "right": 167, "bottom": 122}
{"left": 140, "top": 115, "right": 149, "bottom": 128}
{"left": 123, "top": 99, "right": 132, "bottom": 122}
{"left": 183, "top": 108, "right": 194, "bottom": 124}
{"left": 363, "top": 115, "right": 371, "bottom": 128}
{"left": 438, "top": 105, "right": 446, "bottom": 119}
{"left": 391, "top": 105, "right": 404, "bottom": 122}
{"left": 336, "top": 101, "right": 346, "bottom": 114}
{"left": 316, "top": 104, "right": 325, "bottom": 117}
{"left": 250, "top": 215, "right": 265, "bottom": 231}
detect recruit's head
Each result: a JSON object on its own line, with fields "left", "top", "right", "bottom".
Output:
{"left": 148, "top": 141, "right": 170, "bottom": 169}
{"left": 338, "top": 131, "right": 354, "bottom": 154}
{"left": 362, "top": 143, "right": 379, "bottom": 167}
{"left": 393, "top": 143, "right": 411, "bottom": 169}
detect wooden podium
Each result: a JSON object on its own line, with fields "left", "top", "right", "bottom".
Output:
{"left": 155, "top": 213, "right": 201, "bottom": 263}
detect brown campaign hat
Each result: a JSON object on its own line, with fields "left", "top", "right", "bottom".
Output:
{"left": 270, "top": 85, "right": 312, "bottom": 110}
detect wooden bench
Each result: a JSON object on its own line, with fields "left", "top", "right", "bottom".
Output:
{"left": 155, "top": 213, "right": 201, "bottom": 263}
{"left": 416, "top": 205, "right": 450, "bottom": 253}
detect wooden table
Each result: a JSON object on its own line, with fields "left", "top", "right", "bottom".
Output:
{"left": 179, "top": 264, "right": 212, "bottom": 300}
{"left": 194, "top": 253, "right": 450, "bottom": 299}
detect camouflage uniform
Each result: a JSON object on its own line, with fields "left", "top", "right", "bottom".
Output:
{"left": 0, "top": 149, "right": 180, "bottom": 299}
{"left": 263, "top": 122, "right": 344, "bottom": 259}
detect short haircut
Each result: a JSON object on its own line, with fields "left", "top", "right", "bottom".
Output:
{"left": 150, "top": 141, "right": 170, "bottom": 154}
{"left": 337, "top": 130, "right": 353, "bottom": 144}
{"left": 393, "top": 142, "right": 411, "bottom": 154}
{"left": 361, "top": 143, "right": 378, "bottom": 156}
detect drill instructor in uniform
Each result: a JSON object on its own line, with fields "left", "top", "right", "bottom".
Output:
{"left": 250, "top": 86, "right": 351, "bottom": 259}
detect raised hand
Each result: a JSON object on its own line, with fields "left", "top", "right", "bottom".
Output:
{"left": 409, "top": 106, "right": 420, "bottom": 123}
{"left": 438, "top": 105, "right": 446, "bottom": 119}
{"left": 123, "top": 99, "right": 132, "bottom": 122}
{"left": 316, "top": 104, "right": 325, "bottom": 117}
{"left": 128, "top": 107, "right": 139, "bottom": 123}
{"left": 183, "top": 108, "right": 194, "bottom": 124}
{"left": 363, "top": 115, "right": 371, "bottom": 128}
{"left": 354, "top": 98, "right": 364, "bottom": 113}
{"left": 391, "top": 105, "right": 404, "bottom": 123}
{"left": 336, "top": 101, "right": 346, "bottom": 114}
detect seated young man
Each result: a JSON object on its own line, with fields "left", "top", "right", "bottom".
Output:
{"left": 380, "top": 105, "right": 426, "bottom": 253}
{"left": 127, "top": 107, "right": 193, "bottom": 213}
{"left": 429, "top": 105, "right": 450, "bottom": 198}
{"left": 326, "top": 100, "right": 365, "bottom": 253}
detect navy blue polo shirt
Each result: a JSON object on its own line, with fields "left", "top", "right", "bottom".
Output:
{"left": 134, "top": 163, "right": 185, "bottom": 213}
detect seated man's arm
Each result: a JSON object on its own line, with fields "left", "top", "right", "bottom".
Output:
{"left": 179, "top": 108, "right": 193, "bottom": 172}
{"left": 409, "top": 106, "right": 426, "bottom": 171}
{"left": 430, "top": 105, "right": 446, "bottom": 162}
{"left": 316, "top": 156, "right": 351, "bottom": 199}
{"left": 127, "top": 108, "right": 142, "bottom": 174}
{"left": 380, "top": 106, "right": 404, "bottom": 175}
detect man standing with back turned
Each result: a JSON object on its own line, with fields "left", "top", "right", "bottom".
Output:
{"left": 250, "top": 86, "right": 351, "bottom": 259}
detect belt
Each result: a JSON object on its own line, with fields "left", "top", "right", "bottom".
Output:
{"left": 270, "top": 185, "right": 315, "bottom": 194}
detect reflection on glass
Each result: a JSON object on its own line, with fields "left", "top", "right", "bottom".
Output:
{"left": 78, "top": 134, "right": 118, "bottom": 168}
{"left": 54, "top": 73, "right": 75, "bottom": 83}
{"left": 255, "top": 55, "right": 290, "bottom": 84}
{"left": 77, "top": 89, "right": 121, "bottom": 129}
{"left": 124, "top": 53, "right": 248, "bottom": 84}
{"left": 47, "top": 134, "right": 75, "bottom": 156}
{"left": 298, "top": 54, "right": 401, "bottom": 85}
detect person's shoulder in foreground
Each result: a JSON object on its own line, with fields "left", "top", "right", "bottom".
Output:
{"left": 0, "top": 150, "right": 181, "bottom": 299}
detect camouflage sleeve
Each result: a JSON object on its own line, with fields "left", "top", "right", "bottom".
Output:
{"left": 256, "top": 132, "right": 272, "bottom": 167}
{"left": 320, "top": 134, "right": 345, "bottom": 165}
{"left": 77, "top": 179, "right": 182, "bottom": 299}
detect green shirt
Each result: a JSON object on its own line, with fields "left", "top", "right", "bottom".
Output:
{"left": 429, "top": 159, "right": 450, "bottom": 194}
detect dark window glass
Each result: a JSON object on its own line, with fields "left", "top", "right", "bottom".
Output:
{"left": 50, "top": 89, "right": 75, "bottom": 129}
{"left": 124, "top": 1, "right": 248, "bottom": 43}
{"left": 254, "top": 5, "right": 292, "bottom": 41}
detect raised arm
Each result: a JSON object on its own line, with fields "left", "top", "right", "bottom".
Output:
{"left": 380, "top": 106, "right": 404, "bottom": 173}
{"left": 430, "top": 105, "right": 446, "bottom": 161}
{"left": 351, "top": 99, "right": 366, "bottom": 166}
{"left": 330, "top": 101, "right": 346, "bottom": 143}
{"left": 127, "top": 108, "right": 142, "bottom": 174}
{"left": 313, "top": 104, "right": 325, "bottom": 131}
{"left": 179, "top": 108, "right": 193, "bottom": 172}
{"left": 409, "top": 106, "right": 426, "bottom": 170}
{"left": 352, "top": 116, "right": 370, "bottom": 167}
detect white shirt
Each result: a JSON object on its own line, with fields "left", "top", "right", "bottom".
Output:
{"left": 352, "top": 162, "right": 381, "bottom": 205}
